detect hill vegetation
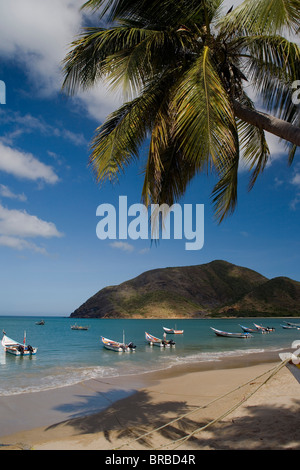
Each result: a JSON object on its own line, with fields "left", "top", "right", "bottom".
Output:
{"left": 70, "top": 260, "right": 300, "bottom": 319}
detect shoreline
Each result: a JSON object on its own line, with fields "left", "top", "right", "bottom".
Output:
{"left": 1, "top": 349, "right": 299, "bottom": 450}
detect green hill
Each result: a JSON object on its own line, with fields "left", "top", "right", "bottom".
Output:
{"left": 69, "top": 260, "right": 300, "bottom": 319}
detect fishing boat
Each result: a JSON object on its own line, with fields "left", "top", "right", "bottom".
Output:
{"left": 253, "top": 323, "right": 275, "bottom": 333}
{"left": 101, "top": 336, "right": 136, "bottom": 352}
{"left": 71, "top": 324, "right": 89, "bottom": 330}
{"left": 281, "top": 324, "right": 299, "bottom": 330}
{"left": 282, "top": 321, "right": 300, "bottom": 329}
{"left": 163, "top": 326, "right": 184, "bottom": 334}
{"left": 145, "top": 332, "right": 175, "bottom": 347}
{"left": 210, "top": 327, "right": 252, "bottom": 338}
{"left": 1, "top": 331, "right": 37, "bottom": 356}
{"left": 239, "top": 324, "right": 257, "bottom": 333}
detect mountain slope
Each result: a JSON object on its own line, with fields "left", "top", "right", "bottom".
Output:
{"left": 70, "top": 260, "right": 286, "bottom": 319}
{"left": 221, "top": 276, "right": 300, "bottom": 316}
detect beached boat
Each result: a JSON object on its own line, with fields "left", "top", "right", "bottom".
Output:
{"left": 239, "top": 324, "right": 257, "bottom": 333}
{"left": 1, "top": 331, "right": 37, "bottom": 356}
{"left": 101, "top": 336, "right": 136, "bottom": 352}
{"left": 210, "top": 327, "right": 252, "bottom": 338}
{"left": 145, "top": 331, "right": 175, "bottom": 347}
{"left": 71, "top": 324, "right": 89, "bottom": 330}
{"left": 253, "top": 323, "right": 275, "bottom": 332}
{"left": 163, "top": 326, "right": 184, "bottom": 334}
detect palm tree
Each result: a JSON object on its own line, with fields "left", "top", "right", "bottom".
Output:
{"left": 62, "top": 0, "right": 300, "bottom": 221}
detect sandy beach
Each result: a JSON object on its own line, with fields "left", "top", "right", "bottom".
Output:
{"left": 1, "top": 353, "right": 300, "bottom": 451}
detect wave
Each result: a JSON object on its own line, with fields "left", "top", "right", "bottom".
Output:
{"left": 0, "top": 345, "right": 287, "bottom": 397}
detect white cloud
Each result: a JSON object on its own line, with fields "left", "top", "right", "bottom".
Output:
{"left": 0, "top": 204, "right": 63, "bottom": 239}
{"left": 0, "top": 0, "right": 121, "bottom": 122}
{"left": 110, "top": 241, "right": 134, "bottom": 252}
{"left": 0, "top": 109, "right": 87, "bottom": 147}
{"left": 291, "top": 173, "right": 300, "bottom": 187}
{"left": 0, "top": 204, "right": 63, "bottom": 253}
{"left": 0, "top": 141, "right": 59, "bottom": 184}
{"left": 0, "top": 184, "right": 27, "bottom": 202}
{"left": 0, "top": 0, "right": 83, "bottom": 93}
{"left": 0, "top": 235, "right": 47, "bottom": 254}
{"left": 75, "top": 83, "right": 124, "bottom": 123}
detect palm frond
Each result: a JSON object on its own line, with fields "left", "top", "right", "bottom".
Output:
{"left": 244, "top": 35, "right": 300, "bottom": 123}
{"left": 82, "top": 0, "right": 222, "bottom": 27}
{"left": 89, "top": 73, "right": 173, "bottom": 183}
{"left": 222, "top": 0, "right": 300, "bottom": 35}
{"left": 174, "top": 46, "right": 237, "bottom": 170}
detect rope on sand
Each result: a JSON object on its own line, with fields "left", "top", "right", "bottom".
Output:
{"left": 114, "top": 359, "right": 289, "bottom": 450}
{"left": 160, "top": 358, "right": 289, "bottom": 450}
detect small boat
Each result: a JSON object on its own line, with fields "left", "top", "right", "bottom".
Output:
{"left": 35, "top": 320, "right": 45, "bottom": 325}
{"left": 71, "top": 324, "right": 89, "bottom": 330}
{"left": 210, "top": 327, "right": 252, "bottom": 338}
{"left": 239, "top": 324, "right": 257, "bottom": 333}
{"left": 163, "top": 326, "right": 184, "bottom": 334}
{"left": 1, "top": 331, "right": 37, "bottom": 356}
{"left": 101, "top": 336, "right": 136, "bottom": 352}
{"left": 281, "top": 324, "right": 299, "bottom": 330}
{"left": 145, "top": 332, "right": 175, "bottom": 347}
{"left": 282, "top": 321, "right": 300, "bottom": 329}
{"left": 253, "top": 323, "right": 275, "bottom": 333}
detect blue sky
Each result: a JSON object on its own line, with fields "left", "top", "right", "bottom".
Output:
{"left": 0, "top": 0, "right": 299, "bottom": 316}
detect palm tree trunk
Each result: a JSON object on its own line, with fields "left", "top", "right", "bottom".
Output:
{"left": 233, "top": 100, "right": 300, "bottom": 147}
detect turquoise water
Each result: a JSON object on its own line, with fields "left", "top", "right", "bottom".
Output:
{"left": 0, "top": 316, "right": 299, "bottom": 396}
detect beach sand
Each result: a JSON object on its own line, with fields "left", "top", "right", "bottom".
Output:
{"left": 1, "top": 354, "right": 300, "bottom": 451}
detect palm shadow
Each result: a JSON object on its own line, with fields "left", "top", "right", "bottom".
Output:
{"left": 44, "top": 388, "right": 300, "bottom": 449}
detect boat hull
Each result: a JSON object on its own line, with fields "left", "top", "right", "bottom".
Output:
{"left": 211, "top": 327, "right": 252, "bottom": 338}
{"left": 2, "top": 333, "right": 37, "bottom": 356}
{"left": 239, "top": 324, "right": 257, "bottom": 333}
{"left": 5, "top": 346, "right": 37, "bottom": 356}
{"left": 101, "top": 337, "right": 135, "bottom": 352}
{"left": 163, "top": 327, "right": 184, "bottom": 334}
{"left": 145, "top": 332, "right": 175, "bottom": 347}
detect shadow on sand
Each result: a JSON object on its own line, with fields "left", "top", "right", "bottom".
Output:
{"left": 45, "top": 387, "right": 300, "bottom": 450}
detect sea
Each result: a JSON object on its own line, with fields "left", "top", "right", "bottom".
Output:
{"left": 0, "top": 316, "right": 299, "bottom": 397}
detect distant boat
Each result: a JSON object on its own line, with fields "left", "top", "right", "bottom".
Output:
{"left": 71, "top": 324, "right": 89, "bottom": 330}
{"left": 253, "top": 323, "right": 275, "bottom": 332}
{"left": 282, "top": 321, "right": 300, "bottom": 329}
{"left": 145, "top": 331, "right": 175, "bottom": 347}
{"left": 163, "top": 326, "right": 184, "bottom": 334}
{"left": 210, "top": 327, "right": 252, "bottom": 338}
{"left": 101, "top": 335, "right": 136, "bottom": 353}
{"left": 1, "top": 331, "right": 37, "bottom": 356}
{"left": 35, "top": 320, "right": 45, "bottom": 325}
{"left": 239, "top": 324, "right": 257, "bottom": 333}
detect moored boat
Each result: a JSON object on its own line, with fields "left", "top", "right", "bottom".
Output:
{"left": 239, "top": 324, "right": 257, "bottom": 333}
{"left": 281, "top": 324, "right": 299, "bottom": 329}
{"left": 282, "top": 321, "right": 300, "bottom": 329}
{"left": 1, "top": 331, "right": 37, "bottom": 356}
{"left": 210, "top": 327, "right": 252, "bottom": 338}
{"left": 145, "top": 331, "right": 175, "bottom": 347}
{"left": 101, "top": 336, "right": 136, "bottom": 352}
{"left": 71, "top": 324, "right": 89, "bottom": 330}
{"left": 253, "top": 323, "right": 275, "bottom": 333}
{"left": 163, "top": 326, "right": 184, "bottom": 334}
